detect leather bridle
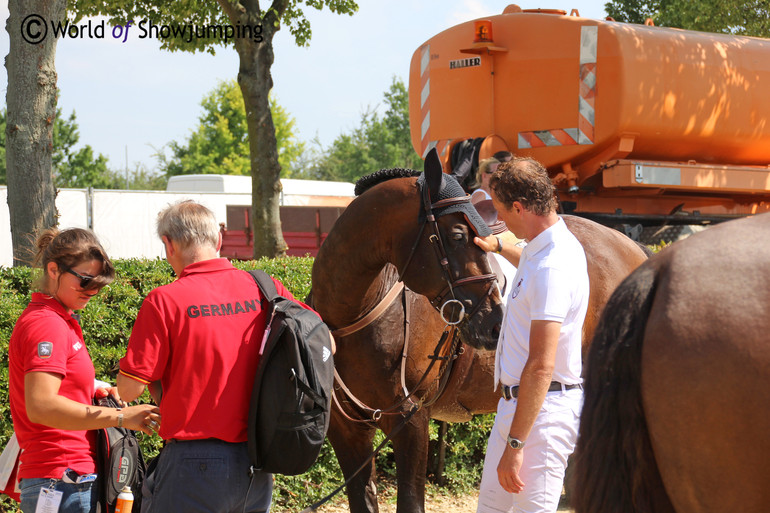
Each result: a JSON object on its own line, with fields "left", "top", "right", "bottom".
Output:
{"left": 398, "top": 179, "right": 498, "bottom": 326}
{"left": 330, "top": 179, "right": 501, "bottom": 423}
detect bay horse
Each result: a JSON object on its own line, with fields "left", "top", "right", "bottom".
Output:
{"left": 572, "top": 212, "right": 770, "bottom": 513}
{"left": 311, "top": 151, "right": 649, "bottom": 513}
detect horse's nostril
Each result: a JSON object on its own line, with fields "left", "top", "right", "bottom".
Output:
{"left": 492, "top": 323, "right": 501, "bottom": 340}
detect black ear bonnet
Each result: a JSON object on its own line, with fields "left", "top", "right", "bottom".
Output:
{"left": 417, "top": 172, "right": 492, "bottom": 237}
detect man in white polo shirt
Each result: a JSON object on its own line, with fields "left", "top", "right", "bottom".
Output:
{"left": 474, "top": 157, "right": 589, "bottom": 513}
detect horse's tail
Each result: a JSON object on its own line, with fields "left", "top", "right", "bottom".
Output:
{"left": 571, "top": 263, "right": 675, "bottom": 513}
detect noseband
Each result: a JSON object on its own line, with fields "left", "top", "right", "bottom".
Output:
{"left": 398, "top": 181, "right": 498, "bottom": 325}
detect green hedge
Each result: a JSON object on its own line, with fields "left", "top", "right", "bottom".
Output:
{"left": 0, "top": 258, "right": 491, "bottom": 512}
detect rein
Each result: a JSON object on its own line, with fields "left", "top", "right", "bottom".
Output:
{"left": 330, "top": 281, "right": 405, "bottom": 339}
{"left": 332, "top": 317, "right": 462, "bottom": 423}
{"left": 300, "top": 402, "right": 421, "bottom": 513}
{"left": 307, "top": 301, "right": 463, "bottom": 512}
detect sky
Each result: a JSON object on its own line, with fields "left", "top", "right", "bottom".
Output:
{"left": 0, "top": 1, "right": 608, "bottom": 175}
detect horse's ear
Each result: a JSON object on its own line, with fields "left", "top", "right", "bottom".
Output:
{"left": 424, "top": 148, "right": 444, "bottom": 202}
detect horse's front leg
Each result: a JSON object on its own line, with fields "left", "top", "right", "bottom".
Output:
{"left": 381, "top": 407, "right": 431, "bottom": 513}
{"left": 328, "top": 408, "right": 379, "bottom": 513}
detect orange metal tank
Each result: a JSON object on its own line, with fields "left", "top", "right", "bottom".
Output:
{"left": 409, "top": 5, "right": 770, "bottom": 219}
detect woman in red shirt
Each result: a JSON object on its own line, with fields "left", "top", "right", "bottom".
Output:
{"left": 8, "top": 228, "right": 160, "bottom": 513}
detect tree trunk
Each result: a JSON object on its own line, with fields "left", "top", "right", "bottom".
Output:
{"left": 6, "top": 0, "right": 64, "bottom": 266}
{"left": 233, "top": 12, "right": 287, "bottom": 259}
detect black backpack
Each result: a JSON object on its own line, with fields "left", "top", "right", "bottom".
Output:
{"left": 247, "top": 270, "right": 335, "bottom": 476}
{"left": 95, "top": 395, "right": 146, "bottom": 512}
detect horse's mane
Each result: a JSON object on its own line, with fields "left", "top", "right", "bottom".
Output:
{"left": 354, "top": 168, "right": 421, "bottom": 196}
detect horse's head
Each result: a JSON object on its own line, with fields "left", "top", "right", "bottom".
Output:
{"left": 395, "top": 149, "right": 504, "bottom": 350}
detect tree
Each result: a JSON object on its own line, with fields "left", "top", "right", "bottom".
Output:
{"left": 2, "top": 106, "right": 123, "bottom": 190}
{"left": 159, "top": 80, "right": 304, "bottom": 179}
{"left": 51, "top": 109, "right": 112, "bottom": 189}
{"left": 72, "top": 0, "right": 359, "bottom": 258}
{"left": 303, "top": 77, "right": 422, "bottom": 183}
{"left": 6, "top": 0, "right": 65, "bottom": 266}
{"left": 605, "top": 0, "right": 770, "bottom": 37}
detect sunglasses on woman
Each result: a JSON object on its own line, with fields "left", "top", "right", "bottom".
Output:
{"left": 65, "top": 268, "right": 96, "bottom": 289}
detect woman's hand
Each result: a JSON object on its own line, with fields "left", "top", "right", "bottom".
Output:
{"left": 26, "top": 371, "right": 160, "bottom": 433}
{"left": 95, "top": 386, "right": 127, "bottom": 407}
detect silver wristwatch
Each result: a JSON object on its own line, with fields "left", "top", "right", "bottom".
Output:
{"left": 507, "top": 435, "right": 525, "bottom": 449}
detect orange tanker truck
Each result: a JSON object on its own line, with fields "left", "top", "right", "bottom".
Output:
{"left": 409, "top": 4, "right": 770, "bottom": 241}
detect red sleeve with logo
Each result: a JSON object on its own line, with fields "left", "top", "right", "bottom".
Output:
{"left": 19, "top": 313, "right": 72, "bottom": 376}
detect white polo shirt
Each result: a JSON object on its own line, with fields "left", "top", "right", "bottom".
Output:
{"left": 495, "top": 217, "right": 589, "bottom": 387}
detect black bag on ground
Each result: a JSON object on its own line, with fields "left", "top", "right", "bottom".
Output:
{"left": 247, "top": 270, "right": 335, "bottom": 476}
{"left": 95, "top": 395, "right": 146, "bottom": 513}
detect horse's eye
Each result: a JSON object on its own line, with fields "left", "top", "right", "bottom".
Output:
{"left": 452, "top": 233, "right": 464, "bottom": 241}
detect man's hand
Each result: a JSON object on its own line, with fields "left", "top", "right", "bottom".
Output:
{"left": 474, "top": 234, "right": 500, "bottom": 253}
{"left": 474, "top": 231, "right": 524, "bottom": 267}
{"left": 497, "top": 445, "right": 525, "bottom": 494}
{"left": 123, "top": 404, "right": 161, "bottom": 436}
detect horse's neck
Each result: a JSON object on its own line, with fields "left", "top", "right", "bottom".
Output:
{"left": 313, "top": 209, "right": 410, "bottom": 329}
{"left": 316, "top": 248, "right": 400, "bottom": 329}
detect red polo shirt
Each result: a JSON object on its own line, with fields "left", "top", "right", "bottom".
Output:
{"left": 8, "top": 293, "right": 97, "bottom": 479}
{"left": 120, "top": 258, "right": 313, "bottom": 442}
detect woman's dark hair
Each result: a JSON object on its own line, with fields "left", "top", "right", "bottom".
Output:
{"left": 489, "top": 157, "right": 558, "bottom": 216}
{"left": 492, "top": 150, "right": 513, "bottom": 162}
{"left": 34, "top": 227, "right": 115, "bottom": 291}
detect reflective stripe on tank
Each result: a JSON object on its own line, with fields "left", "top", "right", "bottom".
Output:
{"left": 519, "top": 25, "right": 597, "bottom": 149}
{"left": 420, "top": 44, "right": 432, "bottom": 157}
{"left": 424, "top": 139, "right": 451, "bottom": 159}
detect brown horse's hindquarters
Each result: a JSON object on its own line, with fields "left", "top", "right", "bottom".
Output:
{"left": 643, "top": 271, "right": 770, "bottom": 513}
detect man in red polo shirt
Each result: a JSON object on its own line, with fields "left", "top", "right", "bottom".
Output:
{"left": 117, "top": 200, "right": 315, "bottom": 513}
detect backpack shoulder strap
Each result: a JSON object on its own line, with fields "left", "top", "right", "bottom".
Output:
{"left": 247, "top": 269, "right": 280, "bottom": 303}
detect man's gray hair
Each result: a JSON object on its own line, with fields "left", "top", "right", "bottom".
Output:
{"left": 157, "top": 200, "right": 219, "bottom": 251}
